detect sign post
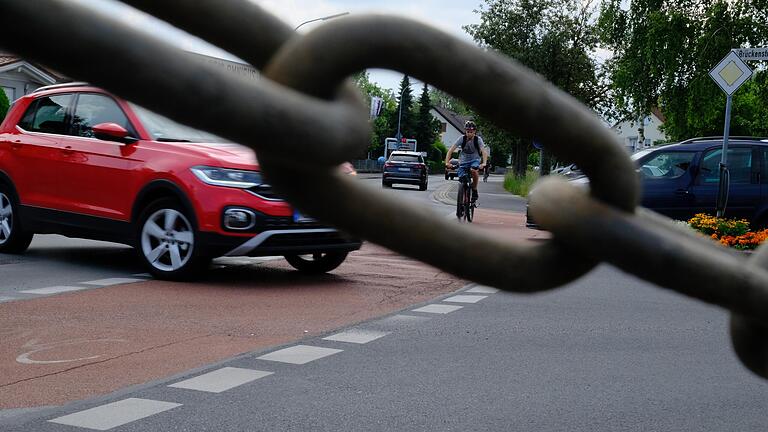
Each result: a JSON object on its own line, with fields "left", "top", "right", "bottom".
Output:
{"left": 708, "top": 50, "right": 753, "bottom": 217}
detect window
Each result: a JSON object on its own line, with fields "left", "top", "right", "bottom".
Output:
{"left": 698, "top": 148, "right": 753, "bottom": 185}
{"left": 440, "top": 122, "right": 447, "bottom": 133}
{"left": 629, "top": 137, "right": 638, "bottom": 148}
{"left": 130, "top": 103, "right": 227, "bottom": 143}
{"left": 639, "top": 151, "right": 695, "bottom": 179}
{"left": 71, "top": 93, "right": 132, "bottom": 138}
{"left": 17, "top": 94, "right": 73, "bottom": 135}
{"left": 390, "top": 154, "right": 421, "bottom": 163}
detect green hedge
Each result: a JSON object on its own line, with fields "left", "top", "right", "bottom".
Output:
{"left": 0, "top": 90, "right": 9, "bottom": 122}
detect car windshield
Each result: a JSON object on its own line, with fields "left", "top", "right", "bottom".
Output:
{"left": 391, "top": 154, "right": 421, "bottom": 162}
{"left": 130, "top": 103, "right": 230, "bottom": 143}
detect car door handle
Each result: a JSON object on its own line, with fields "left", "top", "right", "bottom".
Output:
{"left": 675, "top": 189, "right": 690, "bottom": 196}
{"left": 61, "top": 146, "right": 74, "bottom": 156}
{"left": 10, "top": 140, "right": 21, "bottom": 150}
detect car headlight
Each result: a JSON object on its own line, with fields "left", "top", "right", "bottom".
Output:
{"left": 191, "top": 166, "right": 263, "bottom": 188}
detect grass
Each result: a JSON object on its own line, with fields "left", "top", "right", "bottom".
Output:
{"left": 503, "top": 169, "right": 539, "bottom": 196}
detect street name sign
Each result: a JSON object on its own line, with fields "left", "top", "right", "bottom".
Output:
{"left": 709, "top": 51, "right": 752, "bottom": 95}
{"left": 733, "top": 47, "right": 768, "bottom": 61}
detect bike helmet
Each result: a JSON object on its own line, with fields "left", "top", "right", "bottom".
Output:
{"left": 464, "top": 120, "right": 477, "bottom": 130}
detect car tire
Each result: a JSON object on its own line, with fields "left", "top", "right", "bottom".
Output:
{"left": 382, "top": 181, "right": 391, "bottom": 188}
{"left": 136, "top": 198, "right": 210, "bottom": 281}
{"left": 445, "top": 173, "right": 449, "bottom": 180}
{"left": 284, "top": 251, "right": 348, "bottom": 274}
{"left": 419, "top": 181, "right": 428, "bottom": 191}
{"left": 0, "top": 186, "right": 34, "bottom": 254}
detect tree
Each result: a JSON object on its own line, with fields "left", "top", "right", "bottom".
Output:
{"left": 465, "top": 0, "right": 606, "bottom": 176}
{"left": 414, "top": 83, "right": 441, "bottom": 161}
{"left": 0, "top": 90, "right": 9, "bottom": 122}
{"left": 388, "top": 75, "right": 416, "bottom": 141}
{"left": 351, "top": 71, "right": 397, "bottom": 158}
{"left": 598, "top": 0, "right": 768, "bottom": 142}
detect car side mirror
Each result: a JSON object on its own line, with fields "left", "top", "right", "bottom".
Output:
{"left": 92, "top": 122, "right": 138, "bottom": 144}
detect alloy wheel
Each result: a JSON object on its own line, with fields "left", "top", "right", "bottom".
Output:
{"left": 0, "top": 193, "right": 13, "bottom": 245}
{"left": 140, "top": 208, "right": 194, "bottom": 272}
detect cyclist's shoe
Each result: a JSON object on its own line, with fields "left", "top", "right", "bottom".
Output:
{"left": 471, "top": 189, "right": 479, "bottom": 202}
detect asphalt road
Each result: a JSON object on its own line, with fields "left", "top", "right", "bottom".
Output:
{"left": 4, "top": 266, "right": 766, "bottom": 431}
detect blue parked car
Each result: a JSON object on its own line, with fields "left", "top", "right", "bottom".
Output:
{"left": 527, "top": 137, "right": 768, "bottom": 228}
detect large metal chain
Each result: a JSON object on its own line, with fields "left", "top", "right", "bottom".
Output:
{"left": 1, "top": 0, "right": 766, "bottom": 379}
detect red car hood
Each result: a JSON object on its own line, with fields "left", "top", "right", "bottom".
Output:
{"left": 184, "top": 142, "right": 258, "bottom": 169}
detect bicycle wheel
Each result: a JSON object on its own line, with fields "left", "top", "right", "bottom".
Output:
{"left": 463, "top": 185, "right": 473, "bottom": 223}
{"left": 464, "top": 197, "right": 474, "bottom": 223}
{"left": 456, "top": 181, "right": 465, "bottom": 220}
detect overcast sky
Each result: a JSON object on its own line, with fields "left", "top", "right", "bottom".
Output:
{"left": 74, "top": 0, "right": 484, "bottom": 91}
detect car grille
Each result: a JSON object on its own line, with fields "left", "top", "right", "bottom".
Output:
{"left": 247, "top": 184, "right": 283, "bottom": 201}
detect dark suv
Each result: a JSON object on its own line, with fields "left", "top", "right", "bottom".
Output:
{"left": 382, "top": 151, "right": 429, "bottom": 191}
{"left": 0, "top": 83, "right": 361, "bottom": 279}
{"left": 527, "top": 137, "right": 768, "bottom": 228}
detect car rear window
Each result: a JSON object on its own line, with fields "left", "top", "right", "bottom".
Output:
{"left": 390, "top": 155, "right": 421, "bottom": 162}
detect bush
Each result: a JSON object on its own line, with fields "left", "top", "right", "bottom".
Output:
{"left": 687, "top": 213, "right": 767, "bottom": 250}
{"left": 688, "top": 213, "right": 749, "bottom": 238}
{"left": 0, "top": 90, "right": 9, "bottom": 122}
{"left": 426, "top": 160, "right": 444, "bottom": 173}
{"left": 503, "top": 169, "right": 538, "bottom": 196}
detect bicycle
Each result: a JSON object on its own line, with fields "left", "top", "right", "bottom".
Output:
{"left": 456, "top": 167, "right": 478, "bottom": 223}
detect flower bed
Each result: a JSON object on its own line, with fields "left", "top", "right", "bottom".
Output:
{"left": 687, "top": 213, "right": 768, "bottom": 250}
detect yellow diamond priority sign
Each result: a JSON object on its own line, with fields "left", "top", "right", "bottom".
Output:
{"left": 710, "top": 51, "right": 752, "bottom": 95}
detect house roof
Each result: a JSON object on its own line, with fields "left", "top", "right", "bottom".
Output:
{"left": 432, "top": 105, "right": 470, "bottom": 132}
{"left": 0, "top": 54, "right": 66, "bottom": 82}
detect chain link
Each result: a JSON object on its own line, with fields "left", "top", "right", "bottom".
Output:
{"left": 1, "top": 0, "right": 765, "bottom": 379}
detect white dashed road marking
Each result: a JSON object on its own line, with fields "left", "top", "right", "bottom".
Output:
{"left": 323, "top": 329, "right": 390, "bottom": 344}
{"left": 20, "top": 286, "right": 85, "bottom": 295}
{"left": 412, "top": 304, "right": 464, "bottom": 314}
{"left": 0, "top": 296, "right": 16, "bottom": 302}
{"left": 466, "top": 286, "right": 499, "bottom": 294}
{"left": 443, "top": 295, "right": 488, "bottom": 304}
{"left": 49, "top": 398, "right": 181, "bottom": 431}
{"left": 81, "top": 278, "right": 146, "bottom": 286}
{"left": 257, "top": 345, "right": 343, "bottom": 365}
{"left": 169, "top": 367, "right": 273, "bottom": 393}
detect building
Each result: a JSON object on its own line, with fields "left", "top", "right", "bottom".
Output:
{"left": 0, "top": 53, "right": 61, "bottom": 102}
{"left": 430, "top": 105, "right": 470, "bottom": 149}
{"left": 612, "top": 108, "right": 669, "bottom": 153}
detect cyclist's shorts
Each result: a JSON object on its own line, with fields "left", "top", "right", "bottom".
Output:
{"left": 458, "top": 159, "right": 481, "bottom": 179}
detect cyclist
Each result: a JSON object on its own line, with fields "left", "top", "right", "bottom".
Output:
{"left": 445, "top": 120, "right": 488, "bottom": 204}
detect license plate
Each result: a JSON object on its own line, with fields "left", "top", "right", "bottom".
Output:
{"left": 293, "top": 210, "right": 315, "bottom": 223}
{"left": 398, "top": 167, "right": 410, "bottom": 172}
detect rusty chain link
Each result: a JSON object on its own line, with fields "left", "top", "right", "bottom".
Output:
{"left": 1, "top": 0, "right": 766, "bottom": 379}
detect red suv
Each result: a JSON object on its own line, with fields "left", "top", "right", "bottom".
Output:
{"left": 0, "top": 83, "right": 361, "bottom": 279}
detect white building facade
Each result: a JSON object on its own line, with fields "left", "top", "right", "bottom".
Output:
{"left": 612, "top": 109, "right": 669, "bottom": 153}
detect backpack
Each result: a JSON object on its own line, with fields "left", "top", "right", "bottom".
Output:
{"left": 461, "top": 135, "right": 482, "bottom": 155}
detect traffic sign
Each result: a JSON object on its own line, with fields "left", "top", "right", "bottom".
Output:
{"left": 709, "top": 51, "right": 752, "bottom": 95}
{"left": 733, "top": 47, "right": 768, "bottom": 62}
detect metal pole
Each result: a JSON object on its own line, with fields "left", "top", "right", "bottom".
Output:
{"left": 716, "top": 94, "right": 733, "bottom": 217}
{"left": 395, "top": 84, "right": 406, "bottom": 142}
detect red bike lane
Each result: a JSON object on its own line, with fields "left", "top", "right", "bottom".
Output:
{"left": 0, "top": 210, "right": 545, "bottom": 409}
